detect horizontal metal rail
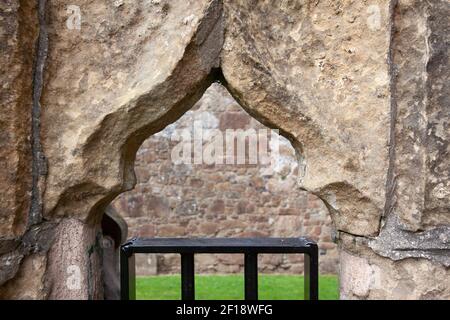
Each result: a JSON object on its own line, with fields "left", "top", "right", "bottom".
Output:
{"left": 120, "top": 237, "right": 318, "bottom": 300}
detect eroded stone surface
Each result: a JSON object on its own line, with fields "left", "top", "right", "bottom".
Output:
{"left": 47, "top": 218, "right": 103, "bottom": 299}
{"left": 391, "top": 0, "right": 450, "bottom": 232}
{"left": 41, "top": 0, "right": 223, "bottom": 222}
{"left": 221, "top": 0, "right": 393, "bottom": 237}
{"left": 0, "top": 0, "right": 39, "bottom": 295}
{"left": 340, "top": 236, "right": 450, "bottom": 300}
{"left": 0, "top": 0, "right": 36, "bottom": 239}
{"left": 368, "top": 0, "right": 450, "bottom": 267}
{"left": 0, "top": 253, "right": 48, "bottom": 300}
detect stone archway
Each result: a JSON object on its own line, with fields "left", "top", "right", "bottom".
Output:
{"left": 112, "top": 82, "right": 339, "bottom": 279}
{"left": 0, "top": 0, "right": 448, "bottom": 299}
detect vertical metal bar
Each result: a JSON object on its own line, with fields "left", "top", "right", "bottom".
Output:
{"left": 120, "top": 247, "right": 136, "bottom": 300}
{"left": 244, "top": 253, "right": 258, "bottom": 300}
{"left": 304, "top": 249, "right": 318, "bottom": 300}
{"left": 181, "top": 253, "right": 195, "bottom": 300}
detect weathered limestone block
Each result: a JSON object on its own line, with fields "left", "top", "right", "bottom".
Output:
{"left": 368, "top": 0, "right": 450, "bottom": 265}
{"left": 340, "top": 235, "right": 450, "bottom": 299}
{"left": 221, "top": 0, "right": 393, "bottom": 237}
{"left": 221, "top": 0, "right": 449, "bottom": 299}
{"left": 41, "top": 0, "right": 223, "bottom": 222}
{"left": 0, "top": 0, "right": 36, "bottom": 240}
{"left": 389, "top": 0, "right": 450, "bottom": 231}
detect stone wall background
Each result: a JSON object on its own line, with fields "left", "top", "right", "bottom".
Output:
{"left": 112, "top": 84, "right": 338, "bottom": 275}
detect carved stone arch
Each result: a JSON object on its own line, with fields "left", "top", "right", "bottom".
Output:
{"left": 43, "top": 0, "right": 385, "bottom": 298}
{"left": 219, "top": 1, "right": 389, "bottom": 238}
{"left": 43, "top": 0, "right": 225, "bottom": 223}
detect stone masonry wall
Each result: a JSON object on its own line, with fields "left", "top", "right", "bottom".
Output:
{"left": 112, "top": 84, "right": 338, "bottom": 275}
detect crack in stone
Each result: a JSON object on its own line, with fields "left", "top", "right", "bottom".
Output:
{"left": 29, "top": 0, "right": 48, "bottom": 227}
{"left": 382, "top": 0, "right": 399, "bottom": 231}
{"left": 369, "top": 216, "right": 450, "bottom": 267}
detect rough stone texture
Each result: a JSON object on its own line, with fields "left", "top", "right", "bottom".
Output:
{"left": 423, "top": 1, "right": 450, "bottom": 229}
{"left": 0, "top": 0, "right": 36, "bottom": 239}
{"left": 41, "top": 0, "right": 223, "bottom": 222}
{"left": 387, "top": 0, "right": 450, "bottom": 232}
{"left": 221, "top": 0, "right": 393, "bottom": 238}
{"left": 0, "top": 0, "right": 44, "bottom": 295}
{"left": 340, "top": 233, "right": 449, "bottom": 299}
{"left": 220, "top": 0, "right": 449, "bottom": 299}
{"left": 0, "top": 0, "right": 449, "bottom": 299}
{"left": 368, "top": 0, "right": 450, "bottom": 266}
{"left": 0, "top": 253, "right": 48, "bottom": 299}
{"left": 112, "top": 84, "right": 338, "bottom": 275}
{"left": 46, "top": 218, "right": 103, "bottom": 300}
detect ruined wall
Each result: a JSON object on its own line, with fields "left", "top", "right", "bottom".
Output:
{"left": 112, "top": 84, "right": 338, "bottom": 275}
{"left": 0, "top": 0, "right": 448, "bottom": 299}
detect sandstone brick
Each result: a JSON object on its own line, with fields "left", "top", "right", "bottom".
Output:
{"left": 209, "top": 199, "right": 225, "bottom": 214}
{"left": 322, "top": 242, "right": 337, "bottom": 250}
{"left": 221, "top": 220, "right": 247, "bottom": 229}
{"left": 287, "top": 264, "right": 304, "bottom": 274}
{"left": 218, "top": 254, "right": 244, "bottom": 266}
{"left": 158, "top": 225, "right": 186, "bottom": 237}
{"left": 190, "top": 178, "right": 204, "bottom": 188}
{"left": 260, "top": 254, "right": 283, "bottom": 266}
{"left": 279, "top": 208, "right": 298, "bottom": 215}
{"left": 195, "top": 254, "right": 218, "bottom": 268}
{"left": 198, "top": 222, "right": 218, "bottom": 235}
{"left": 137, "top": 225, "right": 156, "bottom": 237}
{"left": 219, "top": 112, "right": 251, "bottom": 130}
{"left": 236, "top": 231, "right": 269, "bottom": 237}
{"left": 237, "top": 201, "right": 247, "bottom": 214}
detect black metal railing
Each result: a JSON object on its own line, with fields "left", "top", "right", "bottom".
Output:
{"left": 120, "top": 237, "right": 318, "bottom": 300}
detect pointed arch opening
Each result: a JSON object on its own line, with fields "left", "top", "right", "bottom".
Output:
{"left": 105, "top": 80, "right": 339, "bottom": 299}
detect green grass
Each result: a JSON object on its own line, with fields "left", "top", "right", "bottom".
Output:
{"left": 136, "top": 275, "right": 339, "bottom": 300}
